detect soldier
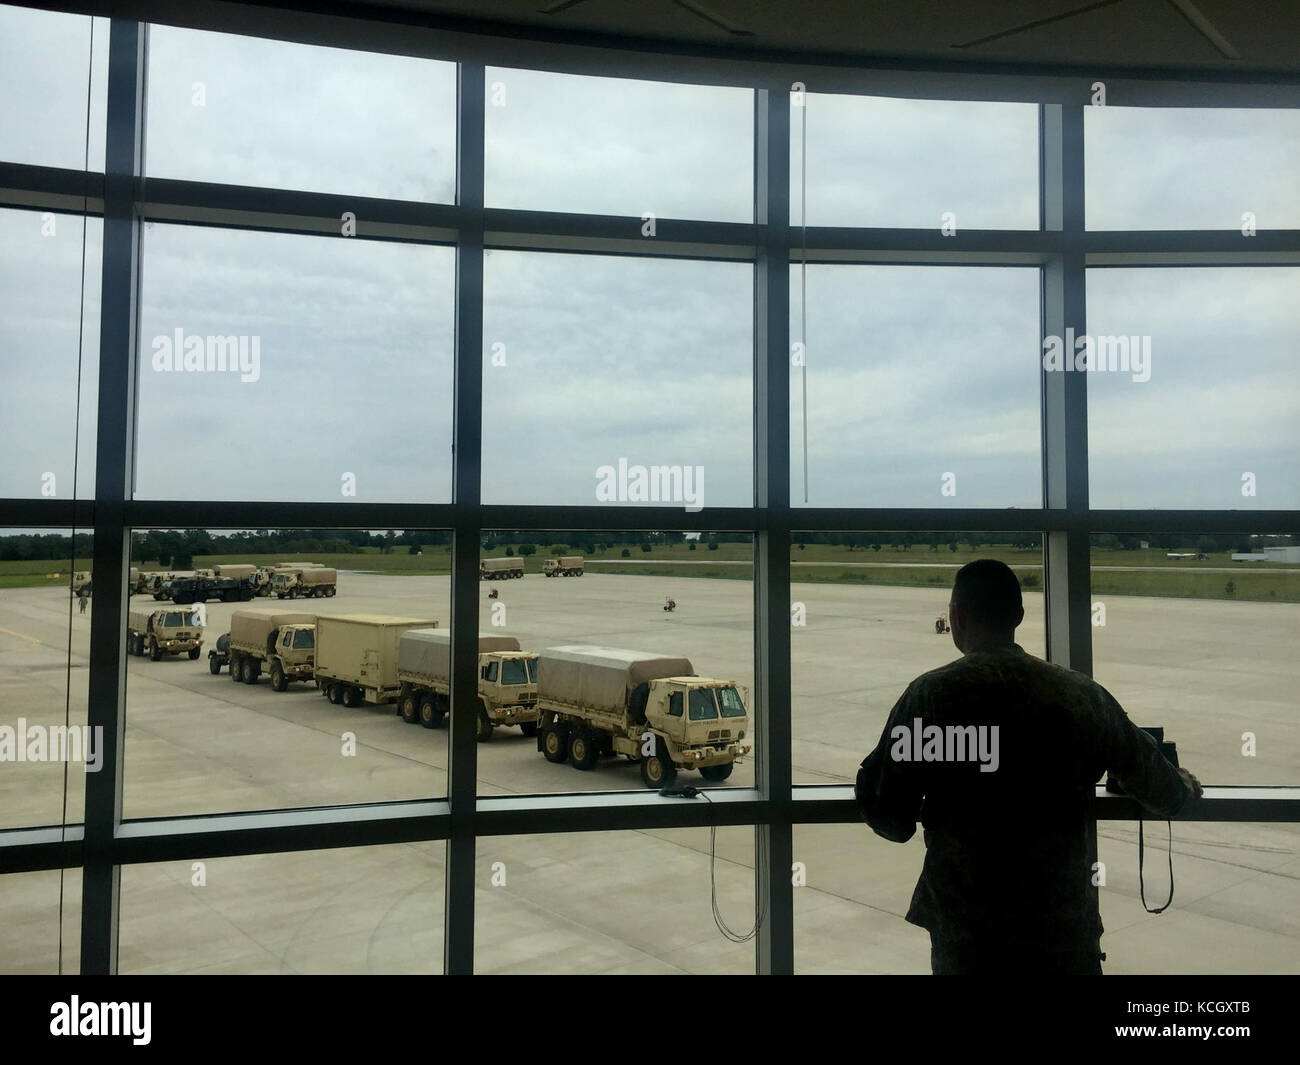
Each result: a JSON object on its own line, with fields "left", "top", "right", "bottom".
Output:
{"left": 78, "top": 593, "right": 88, "bottom": 615}
{"left": 856, "top": 558, "right": 1202, "bottom": 975}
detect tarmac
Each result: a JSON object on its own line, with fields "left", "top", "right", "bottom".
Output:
{"left": 1, "top": 570, "right": 1296, "bottom": 973}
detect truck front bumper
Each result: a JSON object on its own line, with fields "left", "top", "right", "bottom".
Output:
{"left": 676, "top": 742, "right": 751, "bottom": 767}
{"left": 492, "top": 704, "right": 542, "bottom": 724}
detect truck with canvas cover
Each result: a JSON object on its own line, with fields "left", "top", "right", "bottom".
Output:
{"left": 542, "top": 555, "right": 584, "bottom": 577}
{"left": 395, "top": 630, "right": 539, "bottom": 741}
{"left": 126, "top": 607, "right": 204, "bottom": 661}
{"left": 479, "top": 557, "right": 524, "bottom": 580}
{"left": 314, "top": 615, "right": 438, "bottom": 708}
{"left": 166, "top": 574, "right": 255, "bottom": 604}
{"left": 221, "top": 608, "right": 316, "bottom": 690}
{"left": 534, "top": 645, "right": 751, "bottom": 787}
{"left": 272, "top": 567, "right": 337, "bottom": 599}
{"left": 213, "top": 564, "right": 256, "bottom": 581}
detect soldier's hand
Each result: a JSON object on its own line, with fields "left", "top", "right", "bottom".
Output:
{"left": 1177, "top": 767, "right": 1203, "bottom": 800}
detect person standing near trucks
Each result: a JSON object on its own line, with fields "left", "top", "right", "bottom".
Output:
{"left": 856, "top": 558, "right": 1203, "bottom": 974}
{"left": 78, "top": 593, "right": 88, "bottom": 614}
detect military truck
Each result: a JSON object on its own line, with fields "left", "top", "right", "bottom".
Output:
{"left": 213, "top": 563, "right": 257, "bottom": 581}
{"left": 126, "top": 607, "right": 204, "bottom": 661}
{"left": 314, "top": 614, "right": 437, "bottom": 708}
{"left": 271, "top": 567, "right": 337, "bottom": 599}
{"left": 72, "top": 571, "right": 93, "bottom": 597}
{"left": 222, "top": 608, "right": 316, "bottom": 690}
{"left": 395, "top": 630, "right": 539, "bottom": 740}
{"left": 167, "top": 574, "right": 255, "bottom": 604}
{"left": 542, "top": 555, "right": 584, "bottom": 577}
{"left": 480, "top": 557, "right": 524, "bottom": 580}
{"left": 534, "top": 645, "right": 751, "bottom": 788}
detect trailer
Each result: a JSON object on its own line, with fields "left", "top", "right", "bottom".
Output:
{"left": 535, "top": 645, "right": 751, "bottom": 787}
{"left": 222, "top": 608, "right": 316, "bottom": 690}
{"left": 396, "top": 630, "right": 539, "bottom": 740}
{"left": 314, "top": 614, "right": 438, "bottom": 708}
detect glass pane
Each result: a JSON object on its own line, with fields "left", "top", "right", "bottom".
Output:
{"left": 119, "top": 845, "right": 444, "bottom": 973}
{"left": 485, "top": 68, "right": 752, "bottom": 222}
{"left": 482, "top": 251, "right": 752, "bottom": 508}
{"left": 1090, "top": 533, "right": 1299, "bottom": 785}
{"left": 0, "top": 869, "right": 82, "bottom": 974}
{"left": 0, "top": 5, "right": 107, "bottom": 172}
{"left": 476, "top": 829, "right": 754, "bottom": 973}
{"left": 792, "top": 93, "right": 1038, "bottom": 229}
{"left": 135, "top": 223, "right": 454, "bottom": 503}
{"left": 0, "top": 527, "right": 92, "bottom": 829}
{"left": 123, "top": 528, "right": 450, "bottom": 818}
{"left": 0, "top": 208, "right": 101, "bottom": 499}
{"left": 791, "top": 265, "right": 1041, "bottom": 507}
{"left": 474, "top": 531, "right": 753, "bottom": 796}
{"left": 145, "top": 25, "right": 456, "bottom": 201}
{"left": 1086, "top": 106, "right": 1300, "bottom": 230}
{"left": 1086, "top": 267, "right": 1300, "bottom": 509}
{"left": 791, "top": 532, "right": 1046, "bottom": 785}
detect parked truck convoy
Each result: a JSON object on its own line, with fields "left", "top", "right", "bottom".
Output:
{"left": 480, "top": 557, "right": 524, "bottom": 580}
{"left": 272, "top": 567, "right": 337, "bottom": 599}
{"left": 313, "top": 615, "right": 437, "bottom": 708}
{"left": 126, "top": 607, "right": 204, "bottom": 661}
{"left": 395, "top": 630, "right": 539, "bottom": 740}
{"left": 215, "top": 608, "right": 317, "bottom": 690}
{"left": 542, "top": 555, "right": 584, "bottom": 577}
{"left": 534, "top": 645, "right": 751, "bottom": 787}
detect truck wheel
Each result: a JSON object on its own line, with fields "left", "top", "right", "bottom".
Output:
{"left": 188, "top": 647, "right": 201, "bottom": 661}
{"left": 326, "top": 587, "right": 335, "bottom": 597}
{"left": 417, "top": 694, "right": 440, "bottom": 728}
{"left": 209, "top": 655, "right": 221, "bottom": 675}
{"left": 476, "top": 705, "right": 494, "bottom": 743}
{"left": 149, "top": 638, "right": 161, "bottom": 662}
{"left": 569, "top": 728, "right": 598, "bottom": 770}
{"left": 230, "top": 655, "right": 240, "bottom": 681}
{"left": 270, "top": 665, "right": 288, "bottom": 692}
{"left": 699, "top": 763, "right": 733, "bottom": 783}
{"left": 327, "top": 683, "right": 342, "bottom": 705}
{"left": 399, "top": 690, "right": 420, "bottom": 724}
{"left": 342, "top": 686, "right": 362, "bottom": 708}
{"left": 519, "top": 721, "right": 538, "bottom": 738}
{"left": 640, "top": 744, "right": 677, "bottom": 789}
{"left": 540, "top": 724, "right": 568, "bottom": 764}
{"left": 240, "top": 657, "right": 257, "bottom": 684}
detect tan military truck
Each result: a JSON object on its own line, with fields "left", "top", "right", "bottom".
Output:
{"left": 213, "top": 563, "right": 256, "bottom": 581}
{"left": 542, "top": 555, "right": 584, "bottom": 577}
{"left": 314, "top": 614, "right": 437, "bottom": 708}
{"left": 535, "top": 645, "right": 751, "bottom": 787}
{"left": 221, "top": 608, "right": 316, "bottom": 689}
{"left": 480, "top": 557, "right": 524, "bottom": 580}
{"left": 126, "top": 607, "right": 204, "bottom": 661}
{"left": 272, "top": 567, "right": 337, "bottom": 599}
{"left": 395, "top": 629, "right": 539, "bottom": 740}
{"left": 72, "top": 570, "right": 94, "bottom": 597}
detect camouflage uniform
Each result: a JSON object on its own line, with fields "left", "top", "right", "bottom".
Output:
{"left": 855, "top": 641, "right": 1191, "bottom": 974}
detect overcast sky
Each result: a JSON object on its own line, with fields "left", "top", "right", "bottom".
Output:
{"left": 1, "top": 5, "right": 1297, "bottom": 515}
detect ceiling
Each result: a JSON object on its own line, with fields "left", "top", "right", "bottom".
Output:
{"left": 316, "top": 0, "right": 1300, "bottom": 76}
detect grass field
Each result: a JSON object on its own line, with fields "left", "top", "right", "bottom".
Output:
{"left": 1, "top": 543, "right": 1295, "bottom": 602}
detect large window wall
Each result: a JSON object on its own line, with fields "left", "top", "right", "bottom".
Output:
{"left": 1, "top": 2, "right": 1297, "bottom": 975}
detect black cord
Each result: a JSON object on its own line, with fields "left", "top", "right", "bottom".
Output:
{"left": 1137, "top": 818, "right": 1175, "bottom": 914}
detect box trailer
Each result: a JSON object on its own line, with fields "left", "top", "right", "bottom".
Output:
{"left": 314, "top": 614, "right": 438, "bottom": 708}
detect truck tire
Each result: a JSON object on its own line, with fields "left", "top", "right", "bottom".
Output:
{"left": 239, "top": 657, "right": 257, "bottom": 684}
{"left": 209, "top": 655, "right": 222, "bottom": 675}
{"left": 327, "top": 683, "right": 342, "bottom": 705}
{"left": 699, "top": 763, "right": 733, "bottom": 783}
{"left": 540, "top": 723, "right": 568, "bottom": 764}
{"left": 568, "top": 728, "right": 598, "bottom": 770}
{"left": 399, "top": 690, "right": 420, "bottom": 724}
{"left": 188, "top": 647, "right": 201, "bottom": 660}
{"left": 149, "top": 638, "right": 161, "bottom": 662}
{"left": 476, "top": 704, "right": 494, "bottom": 743}
{"left": 418, "top": 694, "right": 441, "bottom": 728}
{"left": 342, "top": 686, "right": 362, "bottom": 708}
{"left": 520, "top": 720, "right": 538, "bottom": 738}
{"left": 230, "top": 654, "right": 240, "bottom": 681}
{"left": 325, "top": 586, "right": 335, "bottom": 597}
{"left": 270, "top": 664, "right": 288, "bottom": 692}
{"left": 640, "top": 740, "right": 677, "bottom": 789}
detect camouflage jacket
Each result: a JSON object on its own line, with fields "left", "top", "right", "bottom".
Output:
{"left": 855, "top": 642, "right": 1191, "bottom": 950}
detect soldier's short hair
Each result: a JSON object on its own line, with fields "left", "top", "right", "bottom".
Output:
{"left": 952, "top": 559, "right": 1023, "bottom": 628}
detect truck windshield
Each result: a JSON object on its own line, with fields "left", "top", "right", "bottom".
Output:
{"left": 164, "top": 613, "right": 197, "bottom": 628}
{"left": 717, "top": 687, "right": 747, "bottom": 717}
{"left": 292, "top": 630, "right": 314, "bottom": 649}
{"left": 526, "top": 658, "right": 537, "bottom": 683}
{"left": 688, "top": 689, "right": 718, "bottom": 721}
{"left": 501, "top": 658, "right": 529, "bottom": 685}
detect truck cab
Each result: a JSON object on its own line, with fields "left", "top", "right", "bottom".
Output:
{"left": 644, "top": 677, "right": 751, "bottom": 779}
{"left": 276, "top": 623, "right": 316, "bottom": 671}
{"left": 479, "top": 650, "right": 539, "bottom": 713}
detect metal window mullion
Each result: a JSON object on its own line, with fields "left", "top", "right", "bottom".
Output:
{"left": 753, "top": 84, "right": 793, "bottom": 975}
{"left": 445, "top": 59, "right": 485, "bottom": 977}
{"left": 80, "top": 17, "right": 144, "bottom": 976}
